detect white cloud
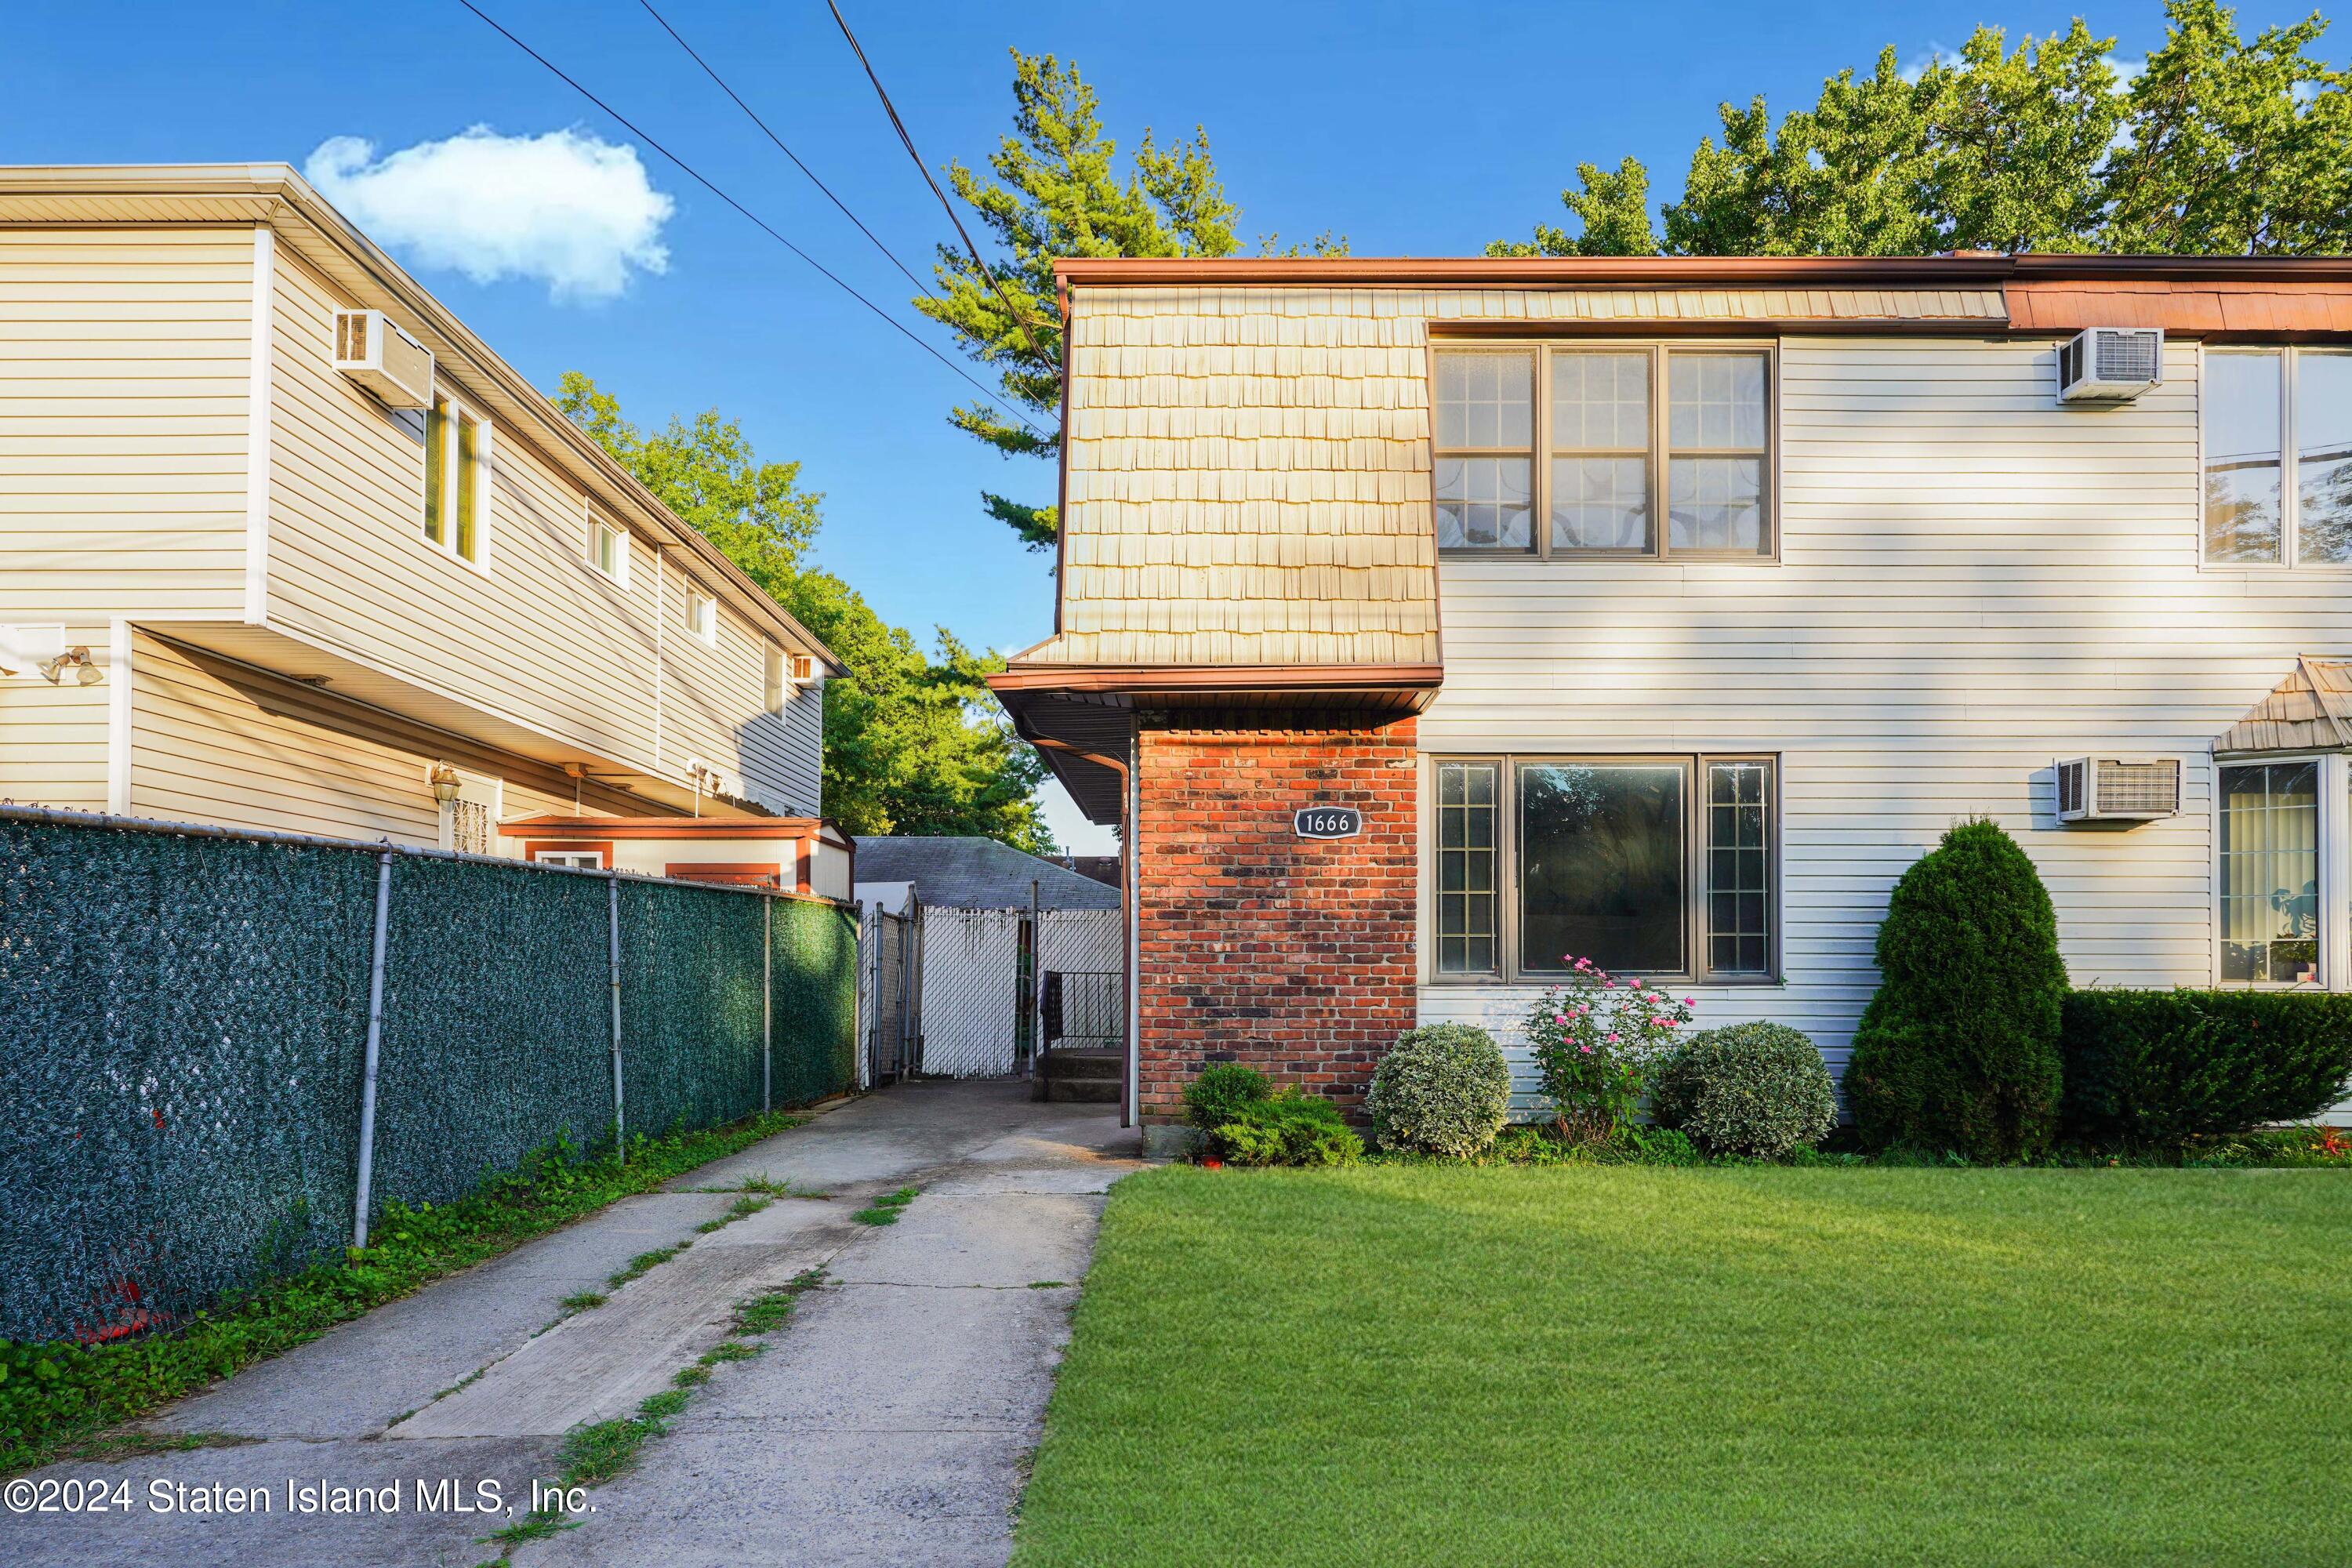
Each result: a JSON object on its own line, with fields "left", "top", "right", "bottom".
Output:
{"left": 306, "top": 127, "right": 673, "bottom": 303}
{"left": 1900, "top": 43, "right": 1964, "bottom": 84}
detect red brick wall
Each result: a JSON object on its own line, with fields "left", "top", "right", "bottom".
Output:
{"left": 1135, "top": 713, "right": 1418, "bottom": 1122}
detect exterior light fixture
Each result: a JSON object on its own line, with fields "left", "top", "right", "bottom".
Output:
{"left": 429, "top": 762, "right": 463, "bottom": 804}
{"left": 39, "top": 646, "right": 101, "bottom": 686}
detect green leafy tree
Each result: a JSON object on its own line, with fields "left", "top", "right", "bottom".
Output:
{"left": 555, "top": 372, "right": 1052, "bottom": 851}
{"left": 1495, "top": 3, "right": 2347, "bottom": 258}
{"left": 1844, "top": 820, "right": 2069, "bottom": 1161}
{"left": 919, "top": 50, "right": 1340, "bottom": 550}
{"left": 2103, "top": 1, "right": 2352, "bottom": 254}
{"left": 1485, "top": 157, "right": 1660, "bottom": 257}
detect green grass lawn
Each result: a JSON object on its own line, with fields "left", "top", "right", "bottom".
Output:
{"left": 1014, "top": 1165, "right": 2352, "bottom": 1567}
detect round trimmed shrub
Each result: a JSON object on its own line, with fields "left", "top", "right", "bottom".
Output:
{"left": 1364, "top": 1025, "right": 1513, "bottom": 1159}
{"left": 1651, "top": 1022, "right": 1837, "bottom": 1159}
{"left": 1844, "top": 818, "right": 2067, "bottom": 1161}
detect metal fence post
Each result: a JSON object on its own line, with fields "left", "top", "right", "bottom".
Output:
{"left": 351, "top": 846, "right": 394, "bottom": 1249}
{"left": 762, "top": 895, "right": 773, "bottom": 1114}
{"left": 608, "top": 870, "right": 626, "bottom": 1160}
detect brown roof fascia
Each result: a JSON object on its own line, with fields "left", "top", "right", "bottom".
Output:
{"left": 1054, "top": 252, "right": 2352, "bottom": 289}
{"left": 989, "top": 662, "right": 1444, "bottom": 699}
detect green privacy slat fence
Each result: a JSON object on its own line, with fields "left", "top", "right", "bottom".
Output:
{"left": 0, "top": 808, "right": 858, "bottom": 1345}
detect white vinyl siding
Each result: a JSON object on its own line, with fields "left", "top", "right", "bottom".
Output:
{"left": 0, "top": 228, "right": 252, "bottom": 619}
{"left": 1414, "top": 333, "right": 2352, "bottom": 1097}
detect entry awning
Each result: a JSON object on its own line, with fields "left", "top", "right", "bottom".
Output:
{"left": 989, "top": 660, "right": 1443, "bottom": 826}
{"left": 2216, "top": 656, "right": 2352, "bottom": 756}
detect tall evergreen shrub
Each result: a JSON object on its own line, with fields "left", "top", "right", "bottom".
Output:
{"left": 1845, "top": 819, "right": 2068, "bottom": 1160}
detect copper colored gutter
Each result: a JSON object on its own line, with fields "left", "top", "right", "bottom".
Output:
{"left": 1053, "top": 252, "right": 2352, "bottom": 288}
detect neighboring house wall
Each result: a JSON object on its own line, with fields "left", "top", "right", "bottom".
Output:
{"left": 1134, "top": 717, "right": 1419, "bottom": 1120}
{"left": 0, "top": 227, "right": 252, "bottom": 622}
{"left": 262, "top": 241, "right": 818, "bottom": 818}
{"left": 0, "top": 172, "right": 834, "bottom": 851}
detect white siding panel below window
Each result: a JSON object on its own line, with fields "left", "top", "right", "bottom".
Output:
{"left": 1421, "top": 336, "right": 2336, "bottom": 1093}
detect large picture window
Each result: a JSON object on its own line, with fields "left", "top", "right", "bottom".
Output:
{"left": 2204, "top": 347, "right": 2352, "bottom": 567}
{"left": 1432, "top": 754, "right": 1777, "bottom": 982}
{"left": 1434, "top": 343, "right": 1774, "bottom": 560}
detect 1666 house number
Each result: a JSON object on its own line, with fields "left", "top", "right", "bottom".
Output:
{"left": 1294, "top": 805, "right": 1363, "bottom": 839}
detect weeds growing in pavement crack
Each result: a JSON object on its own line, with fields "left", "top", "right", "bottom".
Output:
{"left": 696, "top": 1196, "right": 771, "bottom": 1233}
{"left": 475, "top": 1270, "right": 829, "bottom": 1562}
{"left": 852, "top": 1185, "right": 920, "bottom": 1226}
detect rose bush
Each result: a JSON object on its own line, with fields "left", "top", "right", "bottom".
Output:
{"left": 1523, "top": 956, "right": 1694, "bottom": 1143}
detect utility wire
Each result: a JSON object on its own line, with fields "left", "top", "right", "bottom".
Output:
{"left": 823, "top": 0, "right": 1051, "bottom": 368}
{"left": 633, "top": 0, "right": 927, "bottom": 296}
{"left": 453, "top": 0, "right": 1049, "bottom": 441}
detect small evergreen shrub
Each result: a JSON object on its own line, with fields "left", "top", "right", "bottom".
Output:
{"left": 2062, "top": 989, "right": 2352, "bottom": 1147}
{"left": 1845, "top": 819, "right": 2068, "bottom": 1162}
{"left": 1364, "top": 1025, "right": 1514, "bottom": 1158}
{"left": 1184, "top": 1063, "right": 1272, "bottom": 1131}
{"left": 1207, "top": 1092, "right": 1364, "bottom": 1167}
{"left": 1651, "top": 1022, "right": 1838, "bottom": 1159}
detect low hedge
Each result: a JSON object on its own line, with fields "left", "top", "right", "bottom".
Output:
{"left": 2062, "top": 989, "right": 2352, "bottom": 1147}
{"left": 1207, "top": 1092, "right": 1364, "bottom": 1167}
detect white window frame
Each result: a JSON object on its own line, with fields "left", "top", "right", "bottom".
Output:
{"left": 763, "top": 641, "right": 789, "bottom": 715}
{"left": 2199, "top": 344, "right": 2352, "bottom": 571}
{"left": 421, "top": 391, "right": 493, "bottom": 573}
{"left": 588, "top": 510, "right": 630, "bottom": 587}
{"left": 2213, "top": 750, "right": 2351, "bottom": 990}
{"left": 532, "top": 848, "right": 606, "bottom": 869}
{"left": 687, "top": 588, "right": 717, "bottom": 646}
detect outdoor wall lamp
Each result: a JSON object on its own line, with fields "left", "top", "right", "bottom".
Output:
{"left": 39, "top": 646, "right": 101, "bottom": 686}
{"left": 429, "top": 762, "right": 463, "bottom": 804}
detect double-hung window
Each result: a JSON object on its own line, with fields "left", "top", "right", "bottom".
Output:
{"left": 1432, "top": 754, "right": 1777, "bottom": 982}
{"left": 589, "top": 513, "right": 629, "bottom": 586}
{"left": 687, "top": 589, "right": 717, "bottom": 645}
{"left": 2204, "top": 347, "right": 2352, "bottom": 566}
{"left": 1434, "top": 343, "right": 1774, "bottom": 559}
{"left": 423, "top": 393, "right": 491, "bottom": 568}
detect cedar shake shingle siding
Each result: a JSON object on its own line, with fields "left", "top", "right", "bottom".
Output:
{"left": 1029, "top": 283, "right": 2006, "bottom": 672}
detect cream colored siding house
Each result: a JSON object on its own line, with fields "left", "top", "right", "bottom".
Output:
{"left": 993, "top": 254, "right": 2352, "bottom": 1126}
{"left": 0, "top": 165, "right": 843, "bottom": 884}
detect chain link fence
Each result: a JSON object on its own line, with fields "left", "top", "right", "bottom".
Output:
{"left": 0, "top": 807, "right": 857, "bottom": 1345}
{"left": 909, "top": 906, "right": 1122, "bottom": 1078}
{"left": 858, "top": 904, "right": 919, "bottom": 1087}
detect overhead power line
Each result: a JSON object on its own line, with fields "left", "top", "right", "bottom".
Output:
{"left": 822, "top": 0, "right": 1052, "bottom": 368}
{"left": 452, "top": 0, "right": 1048, "bottom": 441}
{"left": 632, "top": 0, "right": 927, "bottom": 296}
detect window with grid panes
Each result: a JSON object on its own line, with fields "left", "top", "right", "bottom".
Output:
{"left": 1434, "top": 343, "right": 1771, "bottom": 558}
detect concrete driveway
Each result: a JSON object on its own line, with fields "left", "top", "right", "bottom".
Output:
{"left": 7, "top": 1081, "right": 1141, "bottom": 1568}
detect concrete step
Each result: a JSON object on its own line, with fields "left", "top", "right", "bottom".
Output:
{"left": 1044, "top": 1049, "right": 1121, "bottom": 1082}
{"left": 1045, "top": 1077, "right": 1121, "bottom": 1104}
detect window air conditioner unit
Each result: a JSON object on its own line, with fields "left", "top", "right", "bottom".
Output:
{"left": 2056, "top": 327, "right": 2162, "bottom": 402}
{"left": 333, "top": 310, "right": 434, "bottom": 409}
{"left": 786, "top": 652, "right": 818, "bottom": 684}
{"left": 2055, "top": 757, "right": 2180, "bottom": 826}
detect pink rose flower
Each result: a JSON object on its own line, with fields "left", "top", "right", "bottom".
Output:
{"left": 1554, "top": 1014, "right": 1566, "bottom": 1025}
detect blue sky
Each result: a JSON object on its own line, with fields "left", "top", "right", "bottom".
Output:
{"left": 4, "top": 2, "right": 2321, "bottom": 848}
